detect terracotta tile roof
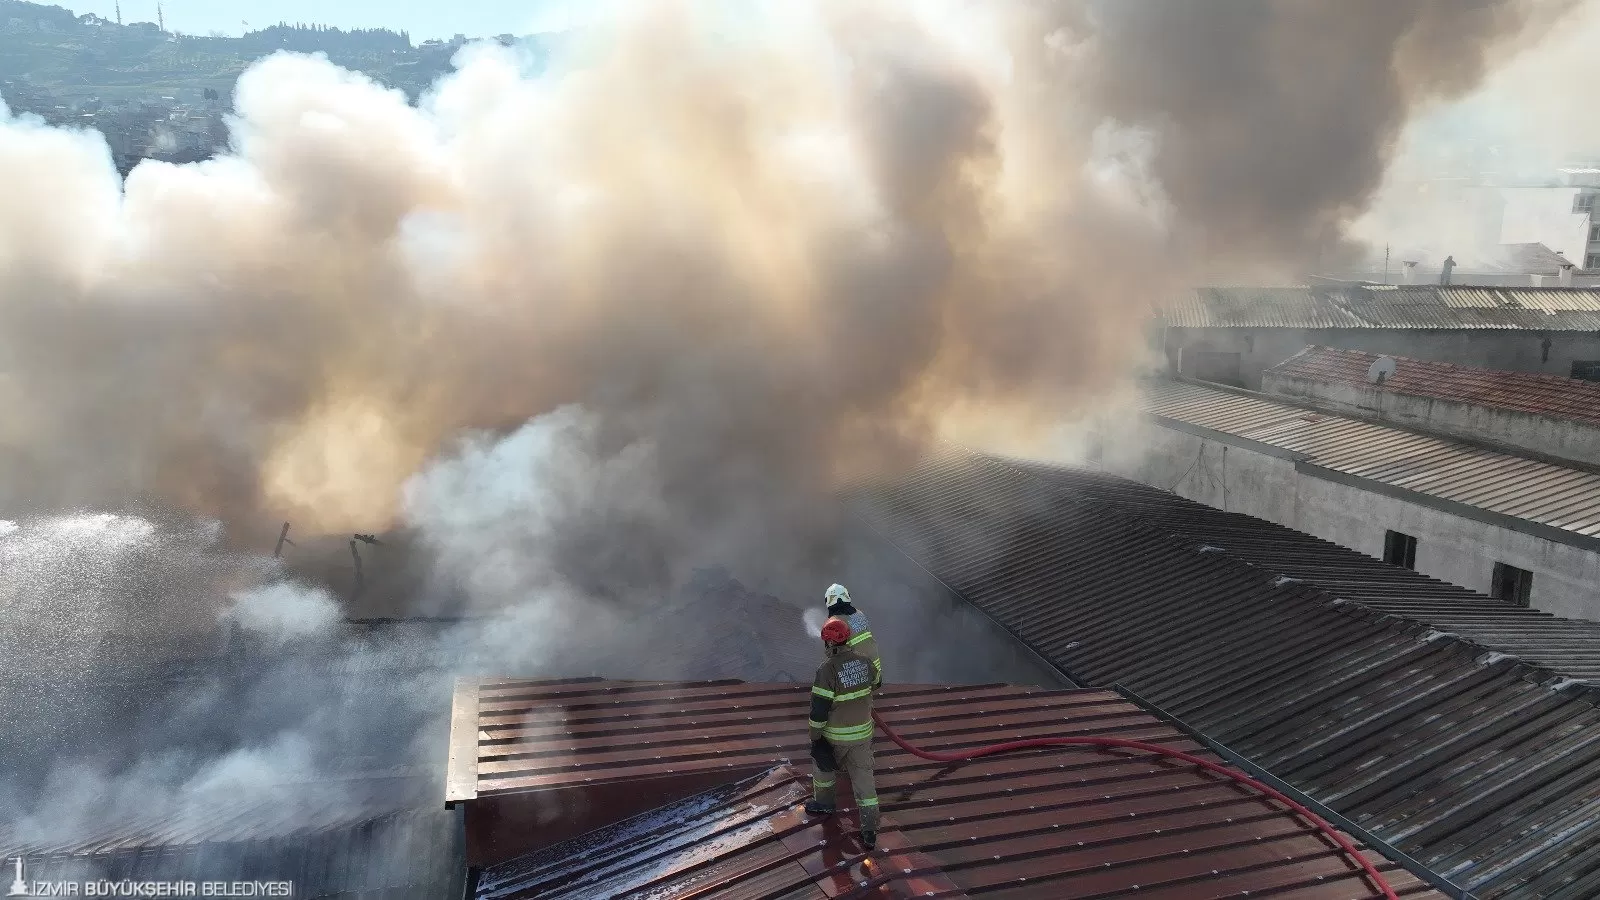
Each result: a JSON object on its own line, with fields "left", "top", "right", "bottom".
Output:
{"left": 451, "top": 679, "right": 1442, "bottom": 899}
{"left": 847, "top": 447, "right": 1600, "bottom": 898}
{"left": 1269, "top": 346, "right": 1600, "bottom": 428}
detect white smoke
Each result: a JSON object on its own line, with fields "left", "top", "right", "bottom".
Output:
{"left": 0, "top": 0, "right": 1584, "bottom": 862}
{"left": 803, "top": 606, "right": 828, "bottom": 639}
{"left": 225, "top": 581, "right": 343, "bottom": 646}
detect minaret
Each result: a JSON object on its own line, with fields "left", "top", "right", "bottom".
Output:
{"left": 157, "top": 1, "right": 164, "bottom": 32}
{"left": 115, "top": 0, "right": 122, "bottom": 25}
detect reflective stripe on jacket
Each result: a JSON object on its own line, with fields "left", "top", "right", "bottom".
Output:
{"left": 843, "top": 610, "right": 882, "bottom": 687}
{"left": 823, "top": 608, "right": 882, "bottom": 688}
{"left": 809, "top": 646, "right": 876, "bottom": 745}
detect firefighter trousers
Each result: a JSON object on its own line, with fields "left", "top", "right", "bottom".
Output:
{"left": 811, "top": 739, "right": 879, "bottom": 831}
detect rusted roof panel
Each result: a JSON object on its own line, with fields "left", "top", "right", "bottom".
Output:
{"left": 460, "top": 679, "right": 1438, "bottom": 900}
{"left": 1142, "top": 379, "right": 1600, "bottom": 540}
{"left": 847, "top": 448, "right": 1600, "bottom": 898}
{"left": 1165, "top": 285, "right": 1600, "bottom": 330}
{"left": 1268, "top": 346, "right": 1600, "bottom": 428}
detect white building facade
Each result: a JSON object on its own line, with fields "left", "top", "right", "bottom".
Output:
{"left": 1093, "top": 379, "right": 1600, "bottom": 622}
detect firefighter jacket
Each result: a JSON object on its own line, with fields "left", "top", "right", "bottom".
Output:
{"left": 809, "top": 644, "right": 876, "bottom": 745}
{"left": 826, "top": 607, "right": 882, "bottom": 688}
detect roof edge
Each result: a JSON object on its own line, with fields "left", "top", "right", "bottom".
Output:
{"left": 1114, "top": 683, "right": 1479, "bottom": 900}
{"left": 979, "top": 449, "right": 1600, "bottom": 695}
{"left": 445, "top": 676, "right": 481, "bottom": 807}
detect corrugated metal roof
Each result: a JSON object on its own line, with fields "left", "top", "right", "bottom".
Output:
{"left": 1165, "top": 285, "right": 1600, "bottom": 330}
{"left": 1268, "top": 347, "right": 1600, "bottom": 427}
{"left": 1167, "top": 286, "right": 1370, "bottom": 328}
{"left": 1004, "top": 461, "right": 1600, "bottom": 680}
{"left": 458, "top": 678, "right": 1440, "bottom": 900}
{"left": 1141, "top": 379, "right": 1600, "bottom": 540}
{"left": 847, "top": 448, "right": 1600, "bottom": 898}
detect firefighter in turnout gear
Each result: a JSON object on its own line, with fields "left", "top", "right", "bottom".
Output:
{"left": 823, "top": 583, "right": 881, "bottom": 689}
{"left": 805, "top": 616, "right": 880, "bottom": 849}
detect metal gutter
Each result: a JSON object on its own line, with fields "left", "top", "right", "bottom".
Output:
{"left": 1113, "top": 682, "right": 1479, "bottom": 900}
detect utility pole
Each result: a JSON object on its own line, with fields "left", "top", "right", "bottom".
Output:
{"left": 1383, "top": 244, "right": 1390, "bottom": 285}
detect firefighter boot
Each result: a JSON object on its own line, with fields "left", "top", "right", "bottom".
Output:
{"left": 807, "top": 771, "right": 836, "bottom": 817}
{"left": 806, "top": 759, "right": 844, "bottom": 816}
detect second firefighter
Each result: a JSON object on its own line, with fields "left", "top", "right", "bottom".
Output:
{"left": 805, "top": 615, "right": 880, "bottom": 849}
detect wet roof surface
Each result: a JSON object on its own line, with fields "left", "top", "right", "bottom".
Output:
{"left": 1166, "top": 285, "right": 1600, "bottom": 330}
{"left": 1267, "top": 346, "right": 1600, "bottom": 428}
{"left": 1141, "top": 379, "right": 1600, "bottom": 541}
{"left": 461, "top": 679, "right": 1438, "bottom": 899}
{"left": 848, "top": 448, "right": 1600, "bottom": 899}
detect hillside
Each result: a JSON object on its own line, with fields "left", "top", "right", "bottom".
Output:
{"left": 0, "top": 0, "right": 553, "bottom": 172}
{"left": 0, "top": 0, "right": 472, "bottom": 110}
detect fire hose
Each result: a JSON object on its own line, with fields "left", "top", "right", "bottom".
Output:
{"left": 869, "top": 709, "right": 1400, "bottom": 900}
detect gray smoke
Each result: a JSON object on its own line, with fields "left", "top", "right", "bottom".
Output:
{"left": 0, "top": 0, "right": 1577, "bottom": 862}
{"left": 1084, "top": 0, "right": 1577, "bottom": 275}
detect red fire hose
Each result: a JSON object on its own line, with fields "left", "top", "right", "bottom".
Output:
{"left": 870, "top": 710, "right": 1399, "bottom": 900}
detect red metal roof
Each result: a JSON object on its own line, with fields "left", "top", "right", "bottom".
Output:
{"left": 452, "top": 678, "right": 1442, "bottom": 899}
{"left": 1269, "top": 346, "right": 1600, "bottom": 426}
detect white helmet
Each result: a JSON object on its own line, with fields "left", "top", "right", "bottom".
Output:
{"left": 824, "top": 583, "right": 851, "bottom": 608}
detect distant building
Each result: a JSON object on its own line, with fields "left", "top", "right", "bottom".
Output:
{"left": 1264, "top": 346, "right": 1600, "bottom": 464}
{"left": 1316, "top": 243, "right": 1594, "bottom": 288}
{"left": 1161, "top": 283, "right": 1600, "bottom": 388}
{"left": 1093, "top": 378, "right": 1600, "bottom": 620}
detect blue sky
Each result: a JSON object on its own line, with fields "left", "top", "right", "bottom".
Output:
{"left": 69, "top": 0, "right": 599, "bottom": 41}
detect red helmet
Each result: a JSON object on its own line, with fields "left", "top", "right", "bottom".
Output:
{"left": 821, "top": 617, "right": 852, "bottom": 646}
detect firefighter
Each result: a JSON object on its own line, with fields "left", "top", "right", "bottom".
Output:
{"left": 823, "top": 583, "right": 881, "bottom": 688}
{"left": 805, "top": 616, "right": 880, "bottom": 849}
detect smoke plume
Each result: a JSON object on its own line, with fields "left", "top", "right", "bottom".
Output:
{"left": 1, "top": 1, "right": 1575, "bottom": 577}
{"left": 0, "top": 0, "right": 1583, "bottom": 861}
{"left": 1084, "top": 0, "right": 1577, "bottom": 275}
